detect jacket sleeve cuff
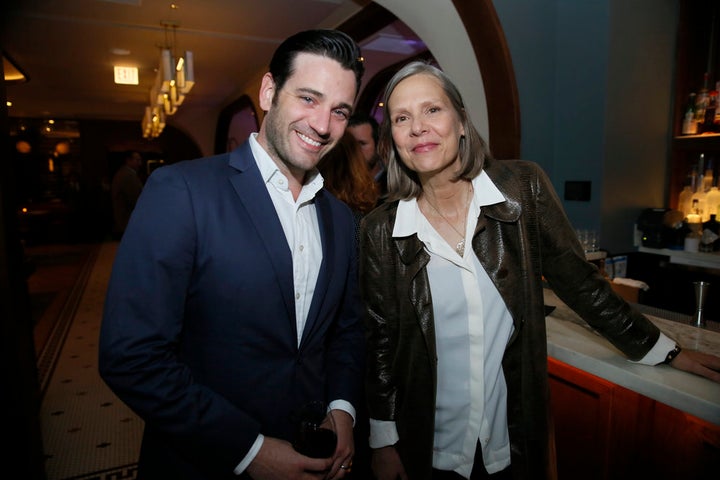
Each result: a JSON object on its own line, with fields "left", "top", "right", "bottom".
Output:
{"left": 629, "top": 332, "right": 677, "bottom": 366}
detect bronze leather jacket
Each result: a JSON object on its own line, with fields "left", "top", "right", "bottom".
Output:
{"left": 359, "top": 158, "right": 660, "bottom": 480}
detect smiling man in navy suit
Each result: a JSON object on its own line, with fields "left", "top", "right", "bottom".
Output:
{"left": 99, "top": 29, "right": 366, "bottom": 480}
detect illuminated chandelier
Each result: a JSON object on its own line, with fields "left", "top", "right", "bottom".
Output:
{"left": 142, "top": 21, "right": 194, "bottom": 138}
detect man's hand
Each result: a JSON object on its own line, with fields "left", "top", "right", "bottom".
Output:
{"left": 246, "top": 436, "right": 332, "bottom": 480}
{"left": 325, "top": 409, "right": 354, "bottom": 480}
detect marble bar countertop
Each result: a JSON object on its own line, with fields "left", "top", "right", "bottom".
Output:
{"left": 638, "top": 246, "right": 720, "bottom": 270}
{"left": 543, "top": 288, "right": 720, "bottom": 426}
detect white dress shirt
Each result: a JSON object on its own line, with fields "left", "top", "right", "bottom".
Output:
{"left": 249, "top": 133, "right": 324, "bottom": 344}
{"left": 234, "top": 134, "right": 354, "bottom": 475}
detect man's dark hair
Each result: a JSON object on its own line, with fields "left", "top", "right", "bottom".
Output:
{"left": 348, "top": 112, "right": 379, "bottom": 145}
{"left": 125, "top": 150, "right": 142, "bottom": 163}
{"left": 269, "top": 29, "right": 365, "bottom": 97}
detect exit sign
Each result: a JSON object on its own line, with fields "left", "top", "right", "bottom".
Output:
{"left": 114, "top": 66, "right": 139, "bottom": 85}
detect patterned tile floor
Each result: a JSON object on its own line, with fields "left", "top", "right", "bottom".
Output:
{"left": 38, "top": 242, "right": 142, "bottom": 480}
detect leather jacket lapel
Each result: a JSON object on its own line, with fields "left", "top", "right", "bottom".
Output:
{"left": 395, "top": 234, "right": 436, "bottom": 361}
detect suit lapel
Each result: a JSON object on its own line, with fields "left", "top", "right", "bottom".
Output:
{"left": 227, "top": 143, "right": 296, "bottom": 331}
{"left": 299, "top": 190, "right": 332, "bottom": 347}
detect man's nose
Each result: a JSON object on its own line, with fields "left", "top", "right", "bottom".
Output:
{"left": 309, "top": 109, "right": 332, "bottom": 137}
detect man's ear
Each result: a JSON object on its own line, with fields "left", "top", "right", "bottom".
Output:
{"left": 259, "top": 73, "right": 276, "bottom": 111}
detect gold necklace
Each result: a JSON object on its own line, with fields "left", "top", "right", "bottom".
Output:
{"left": 423, "top": 181, "right": 473, "bottom": 256}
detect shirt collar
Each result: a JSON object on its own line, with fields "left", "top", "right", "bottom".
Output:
{"left": 249, "top": 132, "right": 324, "bottom": 198}
{"left": 392, "top": 170, "right": 506, "bottom": 239}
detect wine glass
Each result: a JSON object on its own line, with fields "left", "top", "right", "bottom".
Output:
{"left": 291, "top": 400, "right": 337, "bottom": 458}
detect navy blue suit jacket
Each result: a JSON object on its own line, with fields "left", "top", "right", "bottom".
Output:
{"left": 99, "top": 141, "right": 365, "bottom": 478}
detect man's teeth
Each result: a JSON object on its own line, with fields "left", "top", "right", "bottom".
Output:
{"left": 298, "top": 132, "right": 322, "bottom": 147}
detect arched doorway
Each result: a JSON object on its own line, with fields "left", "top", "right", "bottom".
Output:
{"left": 340, "top": 0, "right": 520, "bottom": 159}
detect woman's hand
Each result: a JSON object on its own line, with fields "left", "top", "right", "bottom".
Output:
{"left": 670, "top": 349, "right": 720, "bottom": 383}
{"left": 371, "top": 445, "right": 408, "bottom": 480}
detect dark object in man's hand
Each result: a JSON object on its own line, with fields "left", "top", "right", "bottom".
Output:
{"left": 292, "top": 401, "right": 337, "bottom": 458}
{"left": 293, "top": 424, "right": 337, "bottom": 458}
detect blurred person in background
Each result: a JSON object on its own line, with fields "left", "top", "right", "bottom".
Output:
{"left": 110, "top": 150, "right": 143, "bottom": 240}
{"left": 348, "top": 113, "right": 387, "bottom": 202}
{"left": 319, "top": 130, "right": 380, "bottom": 232}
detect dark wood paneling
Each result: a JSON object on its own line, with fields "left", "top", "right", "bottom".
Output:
{"left": 549, "top": 357, "right": 720, "bottom": 480}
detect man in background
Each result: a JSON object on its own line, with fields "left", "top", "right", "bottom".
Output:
{"left": 110, "top": 150, "right": 143, "bottom": 240}
{"left": 347, "top": 113, "right": 387, "bottom": 202}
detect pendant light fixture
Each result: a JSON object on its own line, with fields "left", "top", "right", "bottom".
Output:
{"left": 142, "top": 20, "right": 194, "bottom": 138}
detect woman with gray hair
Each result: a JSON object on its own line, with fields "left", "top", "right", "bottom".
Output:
{"left": 359, "top": 61, "right": 720, "bottom": 480}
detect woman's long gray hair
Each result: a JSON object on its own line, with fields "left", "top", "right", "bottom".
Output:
{"left": 378, "top": 61, "right": 492, "bottom": 200}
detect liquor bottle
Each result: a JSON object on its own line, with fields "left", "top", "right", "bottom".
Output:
{"left": 701, "top": 214, "right": 719, "bottom": 252}
{"left": 702, "top": 156, "right": 714, "bottom": 192}
{"left": 706, "top": 185, "right": 720, "bottom": 218}
{"left": 685, "top": 221, "right": 702, "bottom": 253}
{"left": 678, "top": 184, "right": 694, "bottom": 218}
{"left": 695, "top": 73, "right": 710, "bottom": 133}
{"left": 682, "top": 93, "right": 698, "bottom": 135}
{"left": 688, "top": 164, "right": 699, "bottom": 193}
{"left": 715, "top": 81, "right": 720, "bottom": 130}
{"left": 696, "top": 153, "right": 706, "bottom": 193}
{"left": 685, "top": 199, "right": 703, "bottom": 252}
{"left": 704, "top": 88, "right": 718, "bottom": 133}
{"left": 691, "top": 188, "right": 709, "bottom": 222}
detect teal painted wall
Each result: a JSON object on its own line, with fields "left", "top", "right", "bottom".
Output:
{"left": 494, "top": 0, "right": 677, "bottom": 254}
